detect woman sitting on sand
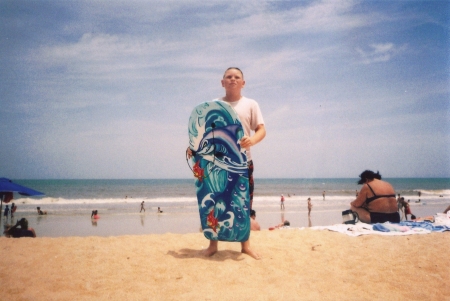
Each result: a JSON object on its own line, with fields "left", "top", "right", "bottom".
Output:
{"left": 350, "top": 170, "right": 400, "bottom": 224}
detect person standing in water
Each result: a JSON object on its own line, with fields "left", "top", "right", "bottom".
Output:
{"left": 307, "top": 198, "right": 312, "bottom": 216}
{"left": 4, "top": 205, "right": 10, "bottom": 221}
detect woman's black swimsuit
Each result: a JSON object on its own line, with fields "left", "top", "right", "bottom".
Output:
{"left": 366, "top": 184, "right": 400, "bottom": 223}
{"left": 365, "top": 184, "right": 396, "bottom": 204}
{"left": 370, "top": 212, "right": 400, "bottom": 223}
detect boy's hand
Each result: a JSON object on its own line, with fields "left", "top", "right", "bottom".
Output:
{"left": 240, "top": 136, "right": 253, "bottom": 148}
{"left": 186, "top": 148, "right": 193, "bottom": 159}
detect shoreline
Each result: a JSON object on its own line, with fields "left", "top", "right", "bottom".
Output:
{"left": 2, "top": 203, "right": 446, "bottom": 237}
{"left": 1, "top": 229, "right": 449, "bottom": 300}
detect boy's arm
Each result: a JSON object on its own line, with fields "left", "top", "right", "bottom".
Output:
{"left": 241, "top": 124, "right": 266, "bottom": 148}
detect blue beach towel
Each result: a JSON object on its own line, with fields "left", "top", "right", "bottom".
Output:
{"left": 373, "top": 221, "right": 450, "bottom": 233}
{"left": 398, "top": 221, "right": 450, "bottom": 232}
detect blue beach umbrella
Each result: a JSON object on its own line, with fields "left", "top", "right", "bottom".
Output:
{"left": 0, "top": 178, "right": 44, "bottom": 223}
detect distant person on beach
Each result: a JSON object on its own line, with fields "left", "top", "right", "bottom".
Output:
{"left": 250, "top": 210, "right": 260, "bottom": 231}
{"left": 418, "top": 191, "right": 421, "bottom": 202}
{"left": 37, "top": 207, "right": 47, "bottom": 215}
{"left": 140, "top": 201, "right": 145, "bottom": 213}
{"left": 322, "top": 191, "right": 325, "bottom": 201}
{"left": 269, "top": 220, "right": 290, "bottom": 230}
{"left": 280, "top": 194, "right": 285, "bottom": 210}
{"left": 91, "top": 210, "right": 100, "bottom": 219}
{"left": 350, "top": 170, "right": 400, "bottom": 224}
{"left": 398, "top": 197, "right": 408, "bottom": 221}
{"left": 404, "top": 202, "right": 415, "bottom": 220}
{"left": 186, "top": 67, "right": 266, "bottom": 260}
{"left": 4, "top": 218, "right": 36, "bottom": 238}
{"left": 356, "top": 190, "right": 358, "bottom": 197}
{"left": 10, "top": 203, "right": 16, "bottom": 218}
{"left": 307, "top": 198, "right": 312, "bottom": 216}
{"left": 157, "top": 207, "right": 163, "bottom": 213}
{"left": 397, "top": 195, "right": 403, "bottom": 219}
{"left": 269, "top": 212, "right": 289, "bottom": 230}
{"left": 4, "top": 205, "right": 10, "bottom": 219}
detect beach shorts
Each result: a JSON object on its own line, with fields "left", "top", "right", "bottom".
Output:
{"left": 370, "top": 212, "right": 400, "bottom": 224}
{"left": 248, "top": 160, "right": 254, "bottom": 208}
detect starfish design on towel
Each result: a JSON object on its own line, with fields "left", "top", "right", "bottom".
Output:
{"left": 193, "top": 160, "right": 205, "bottom": 181}
{"left": 207, "top": 209, "right": 219, "bottom": 233}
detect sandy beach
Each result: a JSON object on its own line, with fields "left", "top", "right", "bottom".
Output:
{"left": 1, "top": 229, "right": 449, "bottom": 301}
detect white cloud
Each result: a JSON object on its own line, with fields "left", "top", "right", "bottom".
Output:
{"left": 355, "top": 43, "right": 407, "bottom": 64}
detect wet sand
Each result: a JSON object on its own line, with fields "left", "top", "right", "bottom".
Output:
{"left": 3, "top": 203, "right": 444, "bottom": 237}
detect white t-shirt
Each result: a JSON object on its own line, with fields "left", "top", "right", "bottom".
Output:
{"left": 215, "top": 96, "right": 265, "bottom": 161}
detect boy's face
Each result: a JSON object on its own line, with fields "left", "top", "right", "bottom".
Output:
{"left": 221, "top": 68, "right": 245, "bottom": 92}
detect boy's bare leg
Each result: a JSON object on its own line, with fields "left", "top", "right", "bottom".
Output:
{"left": 201, "top": 240, "right": 218, "bottom": 257}
{"left": 241, "top": 240, "right": 261, "bottom": 260}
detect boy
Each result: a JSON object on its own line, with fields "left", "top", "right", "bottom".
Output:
{"left": 189, "top": 67, "right": 266, "bottom": 259}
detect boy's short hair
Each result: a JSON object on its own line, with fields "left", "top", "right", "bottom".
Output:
{"left": 250, "top": 209, "right": 256, "bottom": 217}
{"left": 224, "top": 67, "right": 244, "bottom": 78}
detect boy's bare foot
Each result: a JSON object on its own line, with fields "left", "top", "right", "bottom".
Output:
{"left": 200, "top": 240, "right": 218, "bottom": 257}
{"left": 241, "top": 247, "right": 261, "bottom": 260}
{"left": 241, "top": 241, "right": 261, "bottom": 260}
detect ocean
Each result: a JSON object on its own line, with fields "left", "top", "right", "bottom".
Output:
{"left": 2, "top": 178, "right": 449, "bottom": 237}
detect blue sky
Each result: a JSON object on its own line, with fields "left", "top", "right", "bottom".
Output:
{"left": 1, "top": 0, "right": 449, "bottom": 179}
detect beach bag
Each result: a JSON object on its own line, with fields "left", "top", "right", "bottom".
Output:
{"left": 342, "top": 210, "right": 359, "bottom": 224}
